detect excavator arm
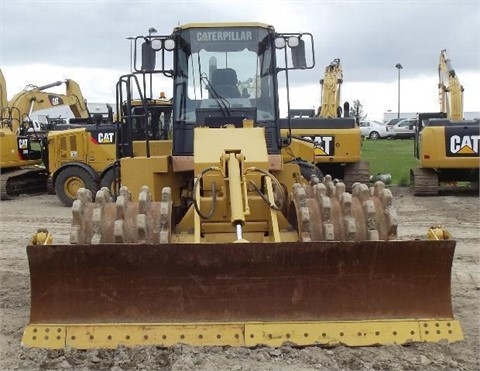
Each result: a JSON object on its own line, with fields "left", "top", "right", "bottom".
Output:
{"left": 1, "top": 78, "right": 90, "bottom": 134}
{"left": 64, "top": 79, "right": 89, "bottom": 118}
{"left": 317, "top": 58, "right": 343, "bottom": 118}
{"left": 438, "top": 50, "right": 464, "bottom": 121}
{"left": 0, "top": 69, "right": 7, "bottom": 113}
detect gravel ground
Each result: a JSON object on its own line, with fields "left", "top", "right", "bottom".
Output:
{"left": 0, "top": 187, "right": 478, "bottom": 371}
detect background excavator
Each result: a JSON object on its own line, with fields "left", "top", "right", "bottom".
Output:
{"left": 410, "top": 50, "right": 479, "bottom": 195}
{"left": 0, "top": 69, "right": 52, "bottom": 198}
{"left": 0, "top": 69, "right": 117, "bottom": 203}
{"left": 24, "top": 22, "right": 462, "bottom": 350}
{"left": 2, "top": 76, "right": 90, "bottom": 136}
{"left": 280, "top": 58, "right": 369, "bottom": 190}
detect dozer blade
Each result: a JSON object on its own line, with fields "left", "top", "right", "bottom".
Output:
{"left": 23, "top": 240, "right": 463, "bottom": 349}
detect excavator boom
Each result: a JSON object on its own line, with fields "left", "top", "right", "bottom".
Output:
{"left": 318, "top": 58, "right": 343, "bottom": 118}
{"left": 438, "top": 49, "right": 464, "bottom": 120}
{"left": 0, "top": 69, "right": 7, "bottom": 111}
{"left": 4, "top": 78, "right": 90, "bottom": 134}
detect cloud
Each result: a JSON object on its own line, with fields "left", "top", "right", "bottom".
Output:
{"left": 2, "top": 64, "right": 123, "bottom": 102}
{"left": 1, "top": 1, "right": 478, "bottom": 77}
{"left": 1, "top": 0, "right": 479, "bottom": 120}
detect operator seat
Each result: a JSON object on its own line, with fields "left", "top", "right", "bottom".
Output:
{"left": 210, "top": 68, "right": 241, "bottom": 98}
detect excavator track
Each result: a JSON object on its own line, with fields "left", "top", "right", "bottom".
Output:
{"left": 343, "top": 160, "right": 370, "bottom": 190}
{"left": 0, "top": 167, "right": 49, "bottom": 200}
{"left": 23, "top": 179, "right": 462, "bottom": 349}
{"left": 410, "top": 168, "right": 439, "bottom": 196}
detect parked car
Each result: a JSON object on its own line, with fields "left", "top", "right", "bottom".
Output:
{"left": 385, "top": 118, "right": 416, "bottom": 139}
{"left": 359, "top": 120, "right": 389, "bottom": 140}
{"left": 385, "top": 117, "right": 407, "bottom": 126}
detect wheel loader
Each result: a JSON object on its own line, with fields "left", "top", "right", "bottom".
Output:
{"left": 23, "top": 22, "right": 463, "bottom": 350}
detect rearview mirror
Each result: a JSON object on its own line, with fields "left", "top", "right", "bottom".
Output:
{"left": 141, "top": 41, "right": 156, "bottom": 71}
{"left": 275, "top": 32, "right": 314, "bottom": 71}
{"left": 291, "top": 38, "right": 306, "bottom": 69}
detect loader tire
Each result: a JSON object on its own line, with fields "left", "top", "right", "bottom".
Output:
{"left": 100, "top": 166, "right": 118, "bottom": 196}
{"left": 55, "top": 167, "right": 98, "bottom": 207}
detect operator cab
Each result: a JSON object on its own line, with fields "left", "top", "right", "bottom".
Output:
{"left": 170, "top": 24, "right": 314, "bottom": 156}
{"left": 117, "top": 23, "right": 314, "bottom": 159}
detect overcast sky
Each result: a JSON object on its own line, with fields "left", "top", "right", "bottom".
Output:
{"left": 1, "top": 0, "right": 479, "bottom": 120}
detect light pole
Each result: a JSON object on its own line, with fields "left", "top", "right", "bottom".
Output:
{"left": 148, "top": 27, "right": 157, "bottom": 38}
{"left": 395, "top": 63, "right": 403, "bottom": 119}
{"left": 126, "top": 36, "right": 135, "bottom": 73}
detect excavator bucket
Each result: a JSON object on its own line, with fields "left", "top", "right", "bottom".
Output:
{"left": 23, "top": 239, "right": 463, "bottom": 349}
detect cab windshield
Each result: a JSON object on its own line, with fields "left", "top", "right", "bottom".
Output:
{"left": 173, "top": 26, "right": 277, "bottom": 124}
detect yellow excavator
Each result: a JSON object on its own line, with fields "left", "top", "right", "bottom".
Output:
{"left": 281, "top": 58, "right": 368, "bottom": 189}
{"left": 410, "top": 50, "right": 479, "bottom": 195}
{"left": 0, "top": 71, "right": 92, "bottom": 199}
{"left": 24, "top": 22, "right": 462, "bottom": 350}
{"left": 1, "top": 69, "right": 50, "bottom": 198}
{"left": 0, "top": 69, "right": 121, "bottom": 204}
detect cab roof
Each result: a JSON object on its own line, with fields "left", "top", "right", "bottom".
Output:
{"left": 176, "top": 22, "right": 273, "bottom": 31}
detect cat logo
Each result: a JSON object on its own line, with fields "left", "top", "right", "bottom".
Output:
{"left": 447, "top": 134, "right": 480, "bottom": 157}
{"left": 307, "top": 136, "right": 335, "bottom": 156}
{"left": 48, "top": 95, "right": 64, "bottom": 106}
{"left": 97, "top": 132, "right": 115, "bottom": 144}
{"left": 18, "top": 138, "right": 29, "bottom": 149}
{"left": 196, "top": 30, "right": 253, "bottom": 42}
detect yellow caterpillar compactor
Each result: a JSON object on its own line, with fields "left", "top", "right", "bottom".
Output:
{"left": 24, "top": 23, "right": 463, "bottom": 350}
